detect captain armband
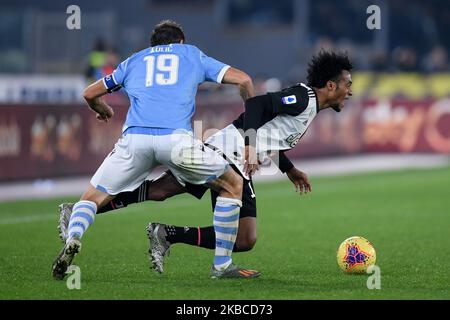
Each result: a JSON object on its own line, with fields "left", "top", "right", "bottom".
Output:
{"left": 102, "top": 74, "right": 122, "bottom": 93}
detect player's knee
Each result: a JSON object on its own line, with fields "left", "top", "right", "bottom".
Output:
{"left": 81, "top": 186, "right": 111, "bottom": 208}
{"left": 148, "top": 188, "right": 171, "bottom": 201}
{"left": 236, "top": 234, "right": 257, "bottom": 252}
{"left": 228, "top": 173, "right": 243, "bottom": 199}
{"left": 247, "top": 235, "right": 257, "bottom": 249}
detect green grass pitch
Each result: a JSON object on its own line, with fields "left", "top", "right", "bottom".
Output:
{"left": 1, "top": 166, "right": 449, "bottom": 300}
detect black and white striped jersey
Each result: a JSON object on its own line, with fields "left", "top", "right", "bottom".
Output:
{"left": 253, "top": 83, "right": 319, "bottom": 154}
{"left": 204, "top": 83, "right": 319, "bottom": 178}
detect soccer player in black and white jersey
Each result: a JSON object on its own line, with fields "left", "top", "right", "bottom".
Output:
{"left": 58, "top": 51, "right": 353, "bottom": 275}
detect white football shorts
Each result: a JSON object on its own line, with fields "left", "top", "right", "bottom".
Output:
{"left": 90, "top": 129, "right": 229, "bottom": 195}
{"left": 204, "top": 124, "right": 248, "bottom": 179}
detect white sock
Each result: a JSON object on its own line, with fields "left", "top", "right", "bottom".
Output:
{"left": 213, "top": 197, "right": 242, "bottom": 271}
{"left": 66, "top": 200, "right": 97, "bottom": 243}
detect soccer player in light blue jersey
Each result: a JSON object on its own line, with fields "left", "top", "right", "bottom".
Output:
{"left": 52, "top": 20, "right": 260, "bottom": 280}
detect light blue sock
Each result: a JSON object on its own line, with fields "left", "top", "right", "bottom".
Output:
{"left": 213, "top": 197, "right": 242, "bottom": 271}
{"left": 66, "top": 200, "right": 97, "bottom": 243}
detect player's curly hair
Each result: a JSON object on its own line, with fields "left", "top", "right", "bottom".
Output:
{"left": 306, "top": 51, "right": 353, "bottom": 88}
{"left": 151, "top": 20, "right": 185, "bottom": 46}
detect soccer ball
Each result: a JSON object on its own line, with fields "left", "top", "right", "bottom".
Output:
{"left": 337, "top": 236, "right": 376, "bottom": 274}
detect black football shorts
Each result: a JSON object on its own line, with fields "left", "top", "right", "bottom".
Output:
{"left": 182, "top": 171, "right": 257, "bottom": 218}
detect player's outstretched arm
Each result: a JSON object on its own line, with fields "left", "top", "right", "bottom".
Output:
{"left": 286, "top": 167, "right": 312, "bottom": 195}
{"left": 83, "top": 79, "right": 114, "bottom": 122}
{"left": 221, "top": 67, "right": 255, "bottom": 102}
{"left": 275, "top": 152, "right": 312, "bottom": 194}
{"left": 221, "top": 68, "right": 258, "bottom": 176}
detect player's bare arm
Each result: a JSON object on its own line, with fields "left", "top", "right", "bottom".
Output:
{"left": 83, "top": 79, "right": 114, "bottom": 122}
{"left": 274, "top": 151, "right": 312, "bottom": 194}
{"left": 242, "top": 96, "right": 268, "bottom": 176}
{"left": 221, "top": 67, "right": 255, "bottom": 102}
{"left": 243, "top": 145, "right": 259, "bottom": 177}
{"left": 286, "top": 167, "right": 312, "bottom": 195}
{"left": 221, "top": 67, "right": 259, "bottom": 176}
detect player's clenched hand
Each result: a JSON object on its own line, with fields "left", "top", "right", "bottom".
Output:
{"left": 95, "top": 105, "right": 114, "bottom": 123}
{"left": 286, "top": 167, "right": 312, "bottom": 195}
{"left": 244, "top": 145, "right": 260, "bottom": 177}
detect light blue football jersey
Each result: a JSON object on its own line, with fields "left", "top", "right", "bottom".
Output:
{"left": 102, "top": 44, "right": 230, "bottom": 131}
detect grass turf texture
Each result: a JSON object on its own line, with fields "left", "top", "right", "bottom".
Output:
{"left": 1, "top": 167, "right": 449, "bottom": 300}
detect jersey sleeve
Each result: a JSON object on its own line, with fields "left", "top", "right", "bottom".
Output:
{"left": 269, "top": 85, "right": 309, "bottom": 116}
{"left": 278, "top": 151, "right": 294, "bottom": 173}
{"left": 199, "top": 50, "right": 230, "bottom": 83}
{"left": 243, "top": 95, "right": 272, "bottom": 146}
{"left": 102, "top": 58, "right": 129, "bottom": 93}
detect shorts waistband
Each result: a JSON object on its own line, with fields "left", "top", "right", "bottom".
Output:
{"left": 123, "top": 127, "right": 177, "bottom": 136}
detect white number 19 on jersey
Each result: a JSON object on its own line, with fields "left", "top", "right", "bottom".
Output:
{"left": 144, "top": 54, "right": 179, "bottom": 87}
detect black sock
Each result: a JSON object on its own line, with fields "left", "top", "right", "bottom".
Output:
{"left": 97, "top": 181, "right": 149, "bottom": 214}
{"left": 165, "top": 225, "right": 202, "bottom": 247}
{"left": 164, "top": 225, "right": 238, "bottom": 251}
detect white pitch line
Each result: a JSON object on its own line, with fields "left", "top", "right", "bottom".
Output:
{"left": 0, "top": 214, "right": 56, "bottom": 226}
{"left": 0, "top": 197, "right": 202, "bottom": 226}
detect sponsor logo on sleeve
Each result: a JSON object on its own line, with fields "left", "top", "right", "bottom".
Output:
{"left": 282, "top": 95, "right": 297, "bottom": 105}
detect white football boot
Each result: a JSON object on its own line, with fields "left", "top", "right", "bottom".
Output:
{"left": 146, "top": 223, "right": 171, "bottom": 274}
{"left": 52, "top": 236, "right": 81, "bottom": 280}
{"left": 58, "top": 203, "right": 74, "bottom": 243}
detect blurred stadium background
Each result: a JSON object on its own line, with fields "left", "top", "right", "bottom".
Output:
{"left": 1, "top": 0, "right": 449, "bottom": 191}
{"left": 1, "top": 0, "right": 450, "bottom": 185}
{"left": 1, "top": 0, "right": 450, "bottom": 300}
